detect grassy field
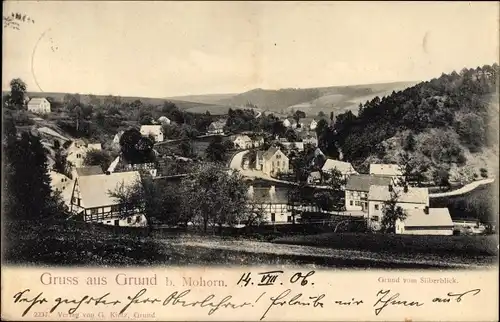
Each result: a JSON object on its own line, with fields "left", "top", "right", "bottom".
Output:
{"left": 273, "top": 232, "right": 498, "bottom": 257}
{"left": 3, "top": 220, "right": 497, "bottom": 268}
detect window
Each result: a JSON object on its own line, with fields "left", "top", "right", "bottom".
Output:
{"left": 277, "top": 161, "right": 280, "bottom": 167}
{"left": 127, "top": 217, "right": 132, "bottom": 224}
{"left": 77, "top": 198, "right": 81, "bottom": 206}
{"left": 375, "top": 204, "right": 379, "bottom": 210}
{"left": 111, "top": 205, "right": 119, "bottom": 213}
{"left": 355, "top": 201, "right": 360, "bottom": 206}
{"left": 114, "top": 220, "right": 119, "bottom": 226}
{"left": 350, "top": 200, "right": 353, "bottom": 206}
{"left": 271, "top": 213, "right": 276, "bottom": 222}
{"left": 91, "top": 208, "right": 98, "bottom": 215}
{"left": 272, "top": 161, "right": 274, "bottom": 167}
{"left": 372, "top": 216, "right": 379, "bottom": 222}
{"left": 61, "top": 178, "right": 64, "bottom": 182}
{"left": 287, "top": 216, "right": 292, "bottom": 222}
{"left": 136, "top": 216, "right": 141, "bottom": 221}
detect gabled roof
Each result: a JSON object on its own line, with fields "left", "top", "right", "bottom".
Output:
{"left": 28, "top": 98, "right": 48, "bottom": 105}
{"left": 346, "top": 174, "right": 393, "bottom": 192}
{"left": 262, "top": 146, "right": 286, "bottom": 161}
{"left": 403, "top": 208, "right": 453, "bottom": 228}
{"left": 75, "top": 166, "right": 104, "bottom": 177}
{"left": 322, "top": 159, "right": 357, "bottom": 175}
{"left": 308, "top": 171, "right": 322, "bottom": 180}
{"left": 370, "top": 164, "right": 403, "bottom": 176}
{"left": 368, "top": 185, "right": 429, "bottom": 204}
{"left": 209, "top": 120, "right": 226, "bottom": 129}
{"left": 140, "top": 125, "right": 163, "bottom": 135}
{"left": 233, "top": 135, "right": 252, "bottom": 142}
{"left": 77, "top": 171, "right": 141, "bottom": 208}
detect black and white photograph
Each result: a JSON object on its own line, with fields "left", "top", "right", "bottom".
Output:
{"left": 2, "top": 1, "right": 499, "bottom": 270}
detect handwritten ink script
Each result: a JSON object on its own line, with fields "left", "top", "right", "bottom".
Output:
{"left": 8, "top": 270, "right": 484, "bottom": 321}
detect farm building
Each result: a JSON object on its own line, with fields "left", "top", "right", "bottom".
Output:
{"left": 140, "top": 125, "right": 164, "bottom": 142}
{"left": 247, "top": 185, "right": 294, "bottom": 224}
{"left": 322, "top": 159, "right": 358, "bottom": 179}
{"left": 396, "top": 207, "right": 454, "bottom": 236}
{"left": 345, "top": 174, "right": 393, "bottom": 212}
{"left": 27, "top": 97, "right": 51, "bottom": 114}
{"left": 69, "top": 171, "right": 147, "bottom": 227}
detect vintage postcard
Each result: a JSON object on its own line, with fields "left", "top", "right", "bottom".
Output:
{"left": 1, "top": 1, "right": 499, "bottom": 321}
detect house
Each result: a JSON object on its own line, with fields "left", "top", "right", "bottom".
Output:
{"left": 259, "top": 147, "right": 290, "bottom": 177}
{"left": 27, "top": 97, "right": 51, "bottom": 114}
{"left": 247, "top": 185, "right": 294, "bottom": 224}
{"left": 232, "top": 135, "right": 253, "bottom": 149}
{"left": 300, "top": 132, "right": 318, "bottom": 147}
{"left": 307, "top": 171, "right": 322, "bottom": 185}
{"left": 107, "top": 155, "right": 157, "bottom": 177}
{"left": 321, "top": 159, "right": 358, "bottom": 179}
{"left": 49, "top": 171, "right": 74, "bottom": 208}
{"left": 157, "top": 116, "right": 171, "bottom": 125}
{"left": 66, "top": 140, "right": 88, "bottom": 168}
{"left": 140, "top": 125, "right": 164, "bottom": 142}
{"left": 370, "top": 164, "right": 403, "bottom": 180}
{"left": 87, "top": 143, "right": 102, "bottom": 151}
{"left": 367, "top": 184, "right": 429, "bottom": 231}
{"left": 396, "top": 207, "right": 453, "bottom": 235}
{"left": 282, "top": 141, "right": 305, "bottom": 152}
{"left": 345, "top": 174, "right": 393, "bottom": 212}
{"left": 66, "top": 140, "right": 102, "bottom": 169}
{"left": 69, "top": 171, "right": 147, "bottom": 227}
{"left": 282, "top": 118, "right": 297, "bottom": 129}
{"left": 207, "top": 120, "right": 226, "bottom": 135}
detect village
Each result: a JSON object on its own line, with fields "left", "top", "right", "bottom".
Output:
{"left": 21, "top": 95, "right": 493, "bottom": 237}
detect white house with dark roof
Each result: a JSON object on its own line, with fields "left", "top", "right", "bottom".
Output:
{"left": 396, "top": 208, "right": 453, "bottom": 235}
{"left": 27, "top": 97, "right": 51, "bottom": 114}
{"left": 49, "top": 171, "right": 74, "bottom": 208}
{"left": 258, "top": 147, "right": 289, "bottom": 177}
{"left": 207, "top": 120, "right": 226, "bottom": 135}
{"left": 140, "top": 125, "right": 164, "bottom": 142}
{"left": 370, "top": 164, "right": 403, "bottom": 180}
{"left": 322, "top": 159, "right": 358, "bottom": 179}
{"left": 345, "top": 174, "right": 393, "bottom": 212}
{"left": 367, "top": 184, "right": 429, "bottom": 231}
{"left": 247, "top": 185, "right": 294, "bottom": 224}
{"left": 282, "top": 141, "right": 305, "bottom": 152}
{"left": 70, "top": 171, "right": 147, "bottom": 227}
{"left": 66, "top": 140, "right": 102, "bottom": 169}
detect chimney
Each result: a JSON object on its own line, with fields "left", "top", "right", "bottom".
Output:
{"left": 388, "top": 184, "right": 393, "bottom": 192}
{"left": 424, "top": 206, "right": 429, "bottom": 215}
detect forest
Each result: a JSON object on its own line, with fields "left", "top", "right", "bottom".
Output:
{"left": 317, "top": 64, "right": 499, "bottom": 180}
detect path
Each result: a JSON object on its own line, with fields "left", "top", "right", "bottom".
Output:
{"left": 169, "top": 238, "right": 492, "bottom": 269}
{"left": 429, "top": 178, "right": 495, "bottom": 198}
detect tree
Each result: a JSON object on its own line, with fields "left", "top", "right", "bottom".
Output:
{"left": 321, "top": 168, "right": 346, "bottom": 212}
{"left": 293, "top": 110, "right": 306, "bottom": 123}
{"left": 433, "top": 168, "right": 451, "bottom": 190}
{"left": 205, "top": 136, "right": 228, "bottom": 163}
{"left": 181, "top": 164, "right": 249, "bottom": 233}
{"left": 317, "top": 111, "right": 326, "bottom": 118}
{"left": 119, "top": 128, "right": 155, "bottom": 164}
{"left": 4, "top": 129, "right": 65, "bottom": 221}
{"left": 8, "top": 78, "right": 27, "bottom": 108}
{"left": 381, "top": 191, "right": 407, "bottom": 233}
{"left": 179, "top": 140, "right": 193, "bottom": 158}
{"left": 284, "top": 128, "right": 299, "bottom": 142}
{"left": 53, "top": 148, "right": 72, "bottom": 178}
{"left": 83, "top": 149, "right": 113, "bottom": 171}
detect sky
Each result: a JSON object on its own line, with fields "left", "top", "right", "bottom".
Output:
{"left": 2, "top": 1, "right": 499, "bottom": 97}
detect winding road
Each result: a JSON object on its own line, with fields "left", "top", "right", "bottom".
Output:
{"left": 429, "top": 178, "right": 495, "bottom": 198}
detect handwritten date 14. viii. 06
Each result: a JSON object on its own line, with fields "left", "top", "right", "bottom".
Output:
{"left": 237, "top": 270, "right": 316, "bottom": 287}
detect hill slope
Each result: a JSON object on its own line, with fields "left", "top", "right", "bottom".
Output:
{"left": 320, "top": 64, "right": 499, "bottom": 182}
{"left": 214, "top": 81, "right": 416, "bottom": 115}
